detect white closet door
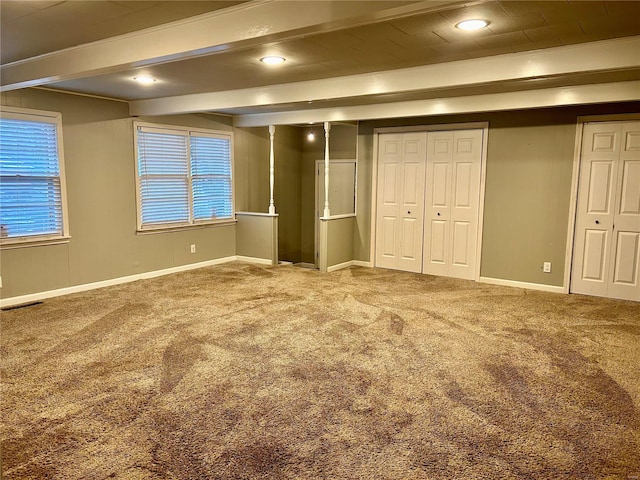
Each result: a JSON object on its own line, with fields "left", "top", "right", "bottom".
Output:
{"left": 398, "top": 133, "right": 427, "bottom": 272}
{"left": 572, "top": 121, "right": 640, "bottom": 301}
{"left": 423, "top": 131, "right": 453, "bottom": 276}
{"left": 609, "top": 122, "right": 640, "bottom": 301}
{"left": 423, "top": 130, "right": 482, "bottom": 280}
{"left": 572, "top": 123, "right": 619, "bottom": 297}
{"left": 375, "top": 133, "right": 426, "bottom": 272}
{"left": 449, "top": 130, "right": 482, "bottom": 280}
{"left": 376, "top": 134, "right": 403, "bottom": 270}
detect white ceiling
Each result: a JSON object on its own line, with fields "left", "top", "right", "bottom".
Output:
{"left": 2, "top": 0, "right": 639, "bottom": 126}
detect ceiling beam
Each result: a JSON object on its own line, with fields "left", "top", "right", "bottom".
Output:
{"left": 129, "top": 36, "right": 640, "bottom": 117}
{"left": 0, "top": 0, "right": 463, "bottom": 91}
{"left": 233, "top": 81, "right": 640, "bottom": 126}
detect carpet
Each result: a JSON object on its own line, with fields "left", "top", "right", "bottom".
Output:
{"left": 1, "top": 262, "right": 639, "bottom": 479}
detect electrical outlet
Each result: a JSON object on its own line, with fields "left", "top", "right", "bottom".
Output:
{"left": 190, "top": 244, "right": 196, "bottom": 254}
{"left": 543, "top": 262, "right": 552, "bottom": 273}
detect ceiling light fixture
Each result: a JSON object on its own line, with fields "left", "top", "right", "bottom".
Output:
{"left": 133, "top": 75, "right": 156, "bottom": 85}
{"left": 456, "top": 19, "right": 489, "bottom": 31}
{"left": 260, "top": 56, "right": 286, "bottom": 65}
{"left": 307, "top": 131, "right": 315, "bottom": 142}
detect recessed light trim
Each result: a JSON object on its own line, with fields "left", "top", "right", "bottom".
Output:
{"left": 456, "top": 19, "right": 489, "bottom": 31}
{"left": 133, "top": 75, "right": 156, "bottom": 85}
{"left": 260, "top": 56, "right": 286, "bottom": 65}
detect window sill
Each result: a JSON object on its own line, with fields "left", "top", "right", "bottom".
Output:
{"left": 136, "top": 219, "right": 237, "bottom": 235}
{"left": 0, "top": 235, "right": 71, "bottom": 250}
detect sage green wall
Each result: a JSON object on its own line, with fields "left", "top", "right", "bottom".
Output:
{"left": 327, "top": 217, "right": 355, "bottom": 268}
{"left": 275, "top": 127, "right": 302, "bottom": 263}
{"left": 356, "top": 102, "right": 640, "bottom": 287}
{"left": 0, "top": 88, "right": 236, "bottom": 299}
{"left": 234, "top": 126, "right": 302, "bottom": 263}
{"left": 236, "top": 214, "right": 277, "bottom": 263}
{"left": 300, "top": 124, "right": 357, "bottom": 263}
{"left": 234, "top": 127, "right": 269, "bottom": 212}
{"left": 3, "top": 87, "right": 636, "bottom": 297}
{"left": 355, "top": 122, "right": 374, "bottom": 263}
{"left": 480, "top": 111, "right": 575, "bottom": 286}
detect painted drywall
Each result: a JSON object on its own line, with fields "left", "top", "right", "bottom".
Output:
{"left": 234, "top": 125, "right": 302, "bottom": 263}
{"left": 234, "top": 127, "right": 269, "bottom": 213}
{"left": 327, "top": 216, "right": 355, "bottom": 268}
{"left": 480, "top": 111, "right": 575, "bottom": 286}
{"left": 355, "top": 122, "right": 374, "bottom": 264}
{"left": 274, "top": 127, "right": 302, "bottom": 263}
{"left": 0, "top": 88, "right": 236, "bottom": 298}
{"left": 236, "top": 213, "right": 277, "bottom": 263}
{"left": 357, "top": 102, "right": 640, "bottom": 287}
{"left": 300, "top": 124, "right": 357, "bottom": 263}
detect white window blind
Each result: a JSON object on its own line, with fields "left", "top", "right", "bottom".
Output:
{"left": 191, "top": 134, "right": 233, "bottom": 220}
{"left": 137, "top": 129, "right": 190, "bottom": 226}
{"left": 0, "top": 113, "right": 67, "bottom": 242}
{"left": 135, "top": 124, "right": 233, "bottom": 230}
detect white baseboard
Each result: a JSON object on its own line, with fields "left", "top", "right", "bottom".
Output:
{"left": 327, "top": 260, "right": 355, "bottom": 273}
{"left": 326, "top": 260, "right": 372, "bottom": 272}
{"left": 1, "top": 255, "right": 369, "bottom": 308}
{"left": 235, "top": 256, "right": 273, "bottom": 265}
{"left": 478, "top": 276, "right": 566, "bottom": 294}
{"left": 0, "top": 256, "right": 237, "bottom": 308}
{"left": 353, "top": 260, "right": 372, "bottom": 268}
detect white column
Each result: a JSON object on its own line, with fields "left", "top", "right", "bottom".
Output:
{"left": 268, "top": 125, "right": 276, "bottom": 215}
{"left": 323, "top": 121, "right": 331, "bottom": 218}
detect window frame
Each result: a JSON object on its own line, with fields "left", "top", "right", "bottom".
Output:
{"left": 133, "top": 121, "right": 235, "bottom": 233}
{"left": 0, "top": 106, "right": 70, "bottom": 248}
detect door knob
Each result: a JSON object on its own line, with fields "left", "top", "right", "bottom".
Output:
{"left": 407, "top": 211, "right": 411, "bottom": 214}
{"left": 595, "top": 220, "right": 600, "bottom": 225}
{"left": 437, "top": 212, "right": 441, "bottom": 216}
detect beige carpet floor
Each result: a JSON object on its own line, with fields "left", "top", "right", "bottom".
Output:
{"left": 1, "top": 262, "right": 639, "bottom": 479}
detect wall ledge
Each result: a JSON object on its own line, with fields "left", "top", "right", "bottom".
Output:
{"left": 235, "top": 212, "right": 279, "bottom": 217}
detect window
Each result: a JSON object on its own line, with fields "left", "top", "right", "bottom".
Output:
{"left": 134, "top": 123, "right": 233, "bottom": 231}
{"left": 0, "top": 107, "right": 69, "bottom": 246}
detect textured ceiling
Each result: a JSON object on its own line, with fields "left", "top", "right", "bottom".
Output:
{"left": 39, "top": 1, "right": 640, "bottom": 100}
{"left": 0, "top": 1, "right": 247, "bottom": 64}
{"left": 1, "top": 0, "right": 639, "bottom": 120}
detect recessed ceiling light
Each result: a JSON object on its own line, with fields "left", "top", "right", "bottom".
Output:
{"left": 133, "top": 75, "right": 156, "bottom": 85}
{"left": 260, "top": 56, "right": 286, "bottom": 65}
{"left": 456, "top": 19, "right": 489, "bottom": 31}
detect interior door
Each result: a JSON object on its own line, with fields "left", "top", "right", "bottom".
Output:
{"left": 571, "top": 121, "right": 640, "bottom": 301}
{"left": 423, "top": 129, "right": 483, "bottom": 280}
{"left": 375, "top": 133, "right": 426, "bottom": 272}
{"left": 422, "top": 131, "right": 452, "bottom": 276}
{"left": 609, "top": 122, "right": 640, "bottom": 301}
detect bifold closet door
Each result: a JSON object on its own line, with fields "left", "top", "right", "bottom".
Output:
{"left": 423, "top": 130, "right": 482, "bottom": 280}
{"left": 375, "top": 133, "right": 426, "bottom": 273}
{"left": 571, "top": 121, "right": 640, "bottom": 301}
